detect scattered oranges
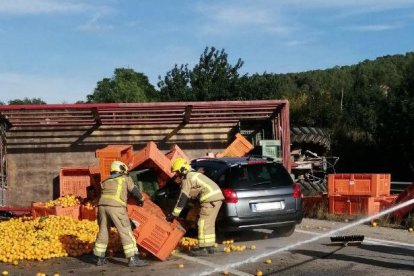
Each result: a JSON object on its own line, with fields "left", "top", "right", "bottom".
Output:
{"left": 371, "top": 221, "right": 378, "bottom": 227}
{"left": 408, "top": 227, "right": 413, "bottom": 232}
{"left": 256, "top": 269, "right": 263, "bottom": 276}
{"left": 265, "top": 258, "right": 272, "bottom": 264}
{"left": 179, "top": 237, "right": 198, "bottom": 251}
{"left": 250, "top": 245, "right": 256, "bottom": 250}
{"left": 178, "top": 263, "right": 184, "bottom": 268}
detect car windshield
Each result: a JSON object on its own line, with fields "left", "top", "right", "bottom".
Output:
{"left": 229, "top": 162, "right": 292, "bottom": 189}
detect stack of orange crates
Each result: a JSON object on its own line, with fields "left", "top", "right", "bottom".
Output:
{"left": 328, "top": 174, "right": 394, "bottom": 216}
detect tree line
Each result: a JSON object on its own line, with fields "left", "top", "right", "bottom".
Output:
{"left": 2, "top": 47, "right": 413, "bottom": 180}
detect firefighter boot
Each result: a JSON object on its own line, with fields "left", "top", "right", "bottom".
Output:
{"left": 207, "top": 247, "right": 215, "bottom": 254}
{"left": 190, "top": 247, "right": 208, "bottom": 257}
{"left": 96, "top": 257, "right": 107, "bottom": 266}
{"left": 128, "top": 256, "right": 149, "bottom": 267}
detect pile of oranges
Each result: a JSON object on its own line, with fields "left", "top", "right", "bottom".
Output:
{"left": 0, "top": 216, "right": 122, "bottom": 264}
{"left": 44, "top": 195, "right": 80, "bottom": 208}
{"left": 179, "top": 237, "right": 198, "bottom": 251}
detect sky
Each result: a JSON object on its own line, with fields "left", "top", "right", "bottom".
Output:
{"left": 1, "top": 0, "right": 414, "bottom": 104}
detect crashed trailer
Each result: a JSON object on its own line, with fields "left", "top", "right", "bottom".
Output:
{"left": 0, "top": 100, "right": 290, "bottom": 207}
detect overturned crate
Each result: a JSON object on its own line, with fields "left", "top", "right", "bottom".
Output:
{"left": 165, "top": 144, "right": 190, "bottom": 162}
{"left": 216, "top": 133, "right": 254, "bottom": 158}
{"left": 96, "top": 145, "right": 134, "bottom": 180}
{"left": 127, "top": 197, "right": 185, "bottom": 261}
{"left": 128, "top": 142, "right": 174, "bottom": 189}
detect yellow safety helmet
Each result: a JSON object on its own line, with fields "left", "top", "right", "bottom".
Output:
{"left": 171, "top": 157, "right": 190, "bottom": 174}
{"left": 110, "top": 160, "right": 128, "bottom": 174}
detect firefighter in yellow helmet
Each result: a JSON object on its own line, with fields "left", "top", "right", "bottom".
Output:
{"left": 93, "top": 160, "right": 148, "bottom": 267}
{"left": 167, "top": 158, "right": 224, "bottom": 256}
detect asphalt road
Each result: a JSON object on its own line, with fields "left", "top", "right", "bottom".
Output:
{"left": 1, "top": 218, "right": 413, "bottom": 276}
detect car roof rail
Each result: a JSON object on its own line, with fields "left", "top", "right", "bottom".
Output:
{"left": 191, "top": 157, "right": 228, "bottom": 164}
{"left": 245, "top": 154, "right": 275, "bottom": 162}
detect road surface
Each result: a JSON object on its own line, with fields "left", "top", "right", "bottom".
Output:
{"left": 1, "top": 218, "right": 413, "bottom": 276}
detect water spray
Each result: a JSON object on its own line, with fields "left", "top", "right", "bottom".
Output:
{"left": 198, "top": 198, "right": 414, "bottom": 276}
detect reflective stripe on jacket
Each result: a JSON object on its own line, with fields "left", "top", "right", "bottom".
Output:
{"left": 98, "top": 174, "right": 136, "bottom": 207}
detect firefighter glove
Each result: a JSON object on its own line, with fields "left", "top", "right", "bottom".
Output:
{"left": 166, "top": 213, "right": 175, "bottom": 222}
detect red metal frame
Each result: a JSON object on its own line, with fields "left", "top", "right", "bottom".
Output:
{"left": 0, "top": 100, "right": 291, "bottom": 169}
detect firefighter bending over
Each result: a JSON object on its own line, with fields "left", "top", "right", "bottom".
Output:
{"left": 166, "top": 158, "right": 224, "bottom": 256}
{"left": 93, "top": 161, "right": 148, "bottom": 267}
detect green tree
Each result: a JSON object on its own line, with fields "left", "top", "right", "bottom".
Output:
{"left": 191, "top": 47, "right": 244, "bottom": 100}
{"left": 8, "top": 97, "right": 46, "bottom": 105}
{"left": 158, "top": 47, "right": 245, "bottom": 100}
{"left": 157, "top": 64, "right": 192, "bottom": 101}
{"left": 87, "top": 68, "right": 157, "bottom": 103}
{"left": 378, "top": 55, "right": 414, "bottom": 179}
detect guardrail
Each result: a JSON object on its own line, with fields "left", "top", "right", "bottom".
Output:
{"left": 391, "top": 181, "right": 412, "bottom": 193}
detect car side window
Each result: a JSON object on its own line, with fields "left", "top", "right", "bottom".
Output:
{"left": 193, "top": 164, "right": 218, "bottom": 180}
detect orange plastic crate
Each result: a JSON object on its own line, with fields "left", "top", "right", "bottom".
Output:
{"left": 328, "top": 195, "right": 380, "bottom": 216}
{"left": 96, "top": 145, "right": 134, "bottom": 180}
{"left": 127, "top": 197, "right": 166, "bottom": 225}
{"left": 165, "top": 144, "right": 190, "bottom": 162}
{"left": 80, "top": 204, "right": 97, "bottom": 221}
{"left": 302, "top": 195, "right": 328, "bottom": 215}
{"left": 128, "top": 142, "right": 174, "bottom": 188}
{"left": 328, "top": 174, "right": 391, "bottom": 197}
{"left": 59, "top": 167, "right": 93, "bottom": 198}
{"left": 127, "top": 198, "right": 185, "bottom": 261}
{"left": 31, "top": 202, "right": 80, "bottom": 220}
{"left": 216, "top": 133, "right": 253, "bottom": 158}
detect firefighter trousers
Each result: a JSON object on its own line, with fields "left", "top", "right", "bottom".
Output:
{"left": 198, "top": 200, "right": 222, "bottom": 248}
{"left": 93, "top": 205, "right": 138, "bottom": 258}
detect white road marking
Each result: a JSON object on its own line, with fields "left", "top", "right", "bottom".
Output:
{"left": 172, "top": 251, "right": 253, "bottom": 276}
{"left": 296, "top": 229, "right": 414, "bottom": 249}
